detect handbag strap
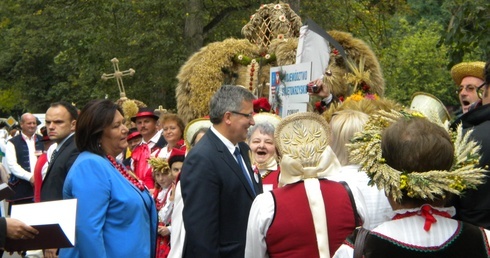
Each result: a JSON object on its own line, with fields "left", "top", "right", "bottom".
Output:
{"left": 353, "top": 227, "right": 370, "bottom": 258}
{"left": 339, "top": 181, "right": 361, "bottom": 227}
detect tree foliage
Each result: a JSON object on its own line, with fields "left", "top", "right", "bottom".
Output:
{"left": 0, "top": 0, "right": 187, "bottom": 114}
{"left": 0, "top": 0, "right": 485, "bottom": 116}
{"left": 380, "top": 18, "right": 457, "bottom": 106}
{"left": 439, "top": 0, "right": 489, "bottom": 66}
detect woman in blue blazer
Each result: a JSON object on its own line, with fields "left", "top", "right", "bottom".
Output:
{"left": 60, "top": 100, "right": 157, "bottom": 258}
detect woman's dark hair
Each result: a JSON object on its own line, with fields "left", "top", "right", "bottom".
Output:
{"left": 76, "top": 99, "right": 124, "bottom": 156}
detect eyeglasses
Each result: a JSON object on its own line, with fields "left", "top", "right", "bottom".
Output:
{"left": 230, "top": 111, "right": 254, "bottom": 119}
{"left": 477, "top": 82, "right": 486, "bottom": 99}
{"left": 456, "top": 84, "right": 479, "bottom": 94}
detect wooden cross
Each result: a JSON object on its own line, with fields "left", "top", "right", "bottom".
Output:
{"left": 154, "top": 105, "right": 168, "bottom": 116}
{"left": 101, "top": 58, "right": 135, "bottom": 99}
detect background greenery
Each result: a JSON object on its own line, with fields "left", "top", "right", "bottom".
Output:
{"left": 0, "top": 0, "right": 488, "bottom": 118}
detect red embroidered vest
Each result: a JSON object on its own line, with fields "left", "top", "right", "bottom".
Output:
{"left": 265, "top": 180, "right": 357, "bottom": 257}
{"left": 261, "top": 166, "right": 280, "bottom": 190}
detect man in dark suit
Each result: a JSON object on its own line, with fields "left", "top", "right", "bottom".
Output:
{"left": 41, "top": 101, "right": 79, "bottom": 202}
{"left": 451, "top": 59, "right": 490, "bottom": 229}
{"left": 40, "top": 101, "right": 79, "bottom": 258}
{"left": 181, "top": 85, "right": 263, "bottom": 258}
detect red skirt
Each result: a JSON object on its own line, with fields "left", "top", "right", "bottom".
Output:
{"left": 156, "top": 223, "right": 171, "bottom": 258}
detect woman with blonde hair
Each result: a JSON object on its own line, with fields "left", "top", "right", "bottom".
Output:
{"left": 328, "top": 109, "right": 392, "bottom": 230}
{"left": 329, "top": 110, "right": 368, "bottom": 166}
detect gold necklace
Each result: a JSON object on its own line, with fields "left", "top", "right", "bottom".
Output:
{"left": 261, "top": 170, "right": 273, "bottom": 179}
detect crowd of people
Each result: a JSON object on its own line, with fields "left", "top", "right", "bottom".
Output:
{"left": 0, "top": 55, "right": 487, "bottom": 258}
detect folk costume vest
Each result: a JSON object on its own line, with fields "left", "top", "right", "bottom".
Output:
{"left": 8, "top": 134, "right": 43, "bottom": 201}
{"left": 254, "top": 159, "right": 280, "bottom": 191}
{"left": 260, "top": 166, "right": 280, "bottom": 190}
{"left": 347, "top": 221, "right": 490, "bottom": 257}
{"left": 265, "top": 180, "right": 357, "bottom": 257}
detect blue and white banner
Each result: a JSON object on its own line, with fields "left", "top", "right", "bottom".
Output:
{"left": 270, "top": 62, "right": 312, "bottom": 118}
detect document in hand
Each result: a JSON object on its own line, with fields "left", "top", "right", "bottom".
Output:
{"left": 5, "top": 198, "right": 77, "bottom": 252}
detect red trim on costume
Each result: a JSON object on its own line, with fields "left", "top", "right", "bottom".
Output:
{"left": 392, "top": 205, "right": 451, "bottom": 232}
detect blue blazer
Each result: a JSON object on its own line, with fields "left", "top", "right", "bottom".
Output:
{"left": 181, "top": 129, "right": 263, "bottom": 258}
{"left": 60, "top": 152, "right": 157, "bottom": 258}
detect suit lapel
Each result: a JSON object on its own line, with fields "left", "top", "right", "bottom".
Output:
{"left": 46, "top": 135, "right": 74, "bottom": 175}
{"left": 239, "top": 142, "right": 263, "bottom": 194}
{"left": 208, "top": 131, "right": 256, "bottom": 198}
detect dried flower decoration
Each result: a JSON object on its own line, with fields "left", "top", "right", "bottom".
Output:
{"left": 148, "top": 157, "right": 170, "bottom": 175}
{"left": 232, "top": 53, "right": 276, "bottom": 66}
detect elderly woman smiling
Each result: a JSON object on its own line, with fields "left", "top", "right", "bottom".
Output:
{"left": 247, "top": 118, "right": 280, "bottom": 191}
{"left": 60, "top": 99, "right": 157, "bottom": 258}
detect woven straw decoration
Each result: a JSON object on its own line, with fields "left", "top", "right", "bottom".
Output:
{"left": 274, "top": 112, "right": 330, "bottom": 168}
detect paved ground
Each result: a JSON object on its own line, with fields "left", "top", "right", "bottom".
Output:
{"left": 2, "top": 252, "right": 43, "bottom": 258}
{"left": 3, "top": 252, "right": 23, "bottom": 258}
{"left": 3, "top": 250, "right": 43, "bottom": 258}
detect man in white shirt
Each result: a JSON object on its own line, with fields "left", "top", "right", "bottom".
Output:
{"left": 4, "top": 113, "right": 42, "bottom": 212}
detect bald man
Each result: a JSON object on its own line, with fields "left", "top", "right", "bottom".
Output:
{"left": 5, "top": 113, "right": 43, "bottom": 211}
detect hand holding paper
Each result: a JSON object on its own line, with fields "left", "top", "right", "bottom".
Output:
{"left": 5, "top": 199, "right": 77, "bottom": 252}
{"left": 5, "top": 218, "right": 38, "bottom": 240}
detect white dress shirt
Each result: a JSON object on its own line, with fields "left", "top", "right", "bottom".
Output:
{"left": 5, "top": 133, "right": 38, "bottom": 181}
{"left": 168, "top": 181, "right": 185, "bottom": 258}
{"left": 328, "top": 165, "right": 392, "bottom": 229}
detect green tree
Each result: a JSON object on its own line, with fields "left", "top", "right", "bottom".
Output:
{"left": 380, "top": 18, "right": 457, "bottom": 107}
{"left": 300, "top": 0, "right": 410, "bottom": 51}
{"left": 0, "top": 0, "right": 188, "bottom": 112}
{"left": 439, "top": 0, "right": 489, "bottom": 66}
{"left": 0, "top": 0, "right": 483, "bottom": 116}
